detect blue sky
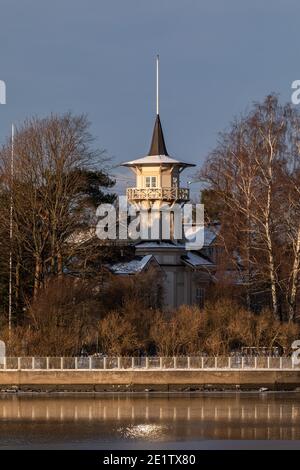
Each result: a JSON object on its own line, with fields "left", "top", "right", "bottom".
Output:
{"left": 0, "top": 0, "right": 299, "bottom": 197}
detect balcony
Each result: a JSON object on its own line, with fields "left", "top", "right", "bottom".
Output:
{"left": 126, "top": 187, "right": 190, "bottom": 202}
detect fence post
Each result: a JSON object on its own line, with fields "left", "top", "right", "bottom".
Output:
{"left": 60, "top": 357, "right": 63, "bottom": 370}
{"left": 174, "top": 357, "right": 177, "bottom": 369}
{"left": 46, "top": 357, "right": 49, "bottom": 370}
{"left": 103, "top": 356, "right": 107, "bottom": 370}
{"left": 145, "top": 357, "right": 149, "bottom": 369}
{"left": 32, "top": 357, "right": 35, "bottom": 370}
{"left": 17, "top": 357, "right": 21, "bottom": 370}
{"left": 159, "top": 357, "right": 163, "bottom": 369}
{"left": 3, "top": 356, "right": 6, "bottom": 370}
{"left": 280, "top": 356, "right": 283, "bottom": 370}
{"left": 241, "top": 357, "right": 244, "bottom": 369}
{"left": 201, "top": 357, "right": 204, "bottom": 369}
{"left": 131, "top": 357, "right": 134, "bottom": 369}
{"left": 187, "top": 357, "right": 191, "bottom": 369}
{"left": 215, "top": 356, "right": 218, "bottom": 369}
{"left": 228, "top": 356, "right": 231, "bottom": 369}
{"left": 117, "top": 357, "right": 121, "bottom": 369}
{"left": 89, "top": 356, "right": 92, "bottom": 370}
{"left": 267, "top": 356, "right": 270, "bottom": 369}
{"left": 75, "top": 357, "right": 78, "bottom": 369}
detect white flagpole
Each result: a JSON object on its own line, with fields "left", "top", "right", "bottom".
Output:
{"left": 156, "top": 54, "right": 159, "bottom": 115}
{"left": 8, "top": 123, "right": 14, "bottom": 334}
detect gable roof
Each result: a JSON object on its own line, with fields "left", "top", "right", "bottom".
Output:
{"left": 182, "top": 251, "right": 215, "bottom": 268}
{"left": 107, "top": 254, "right": 160, "bottom": 275}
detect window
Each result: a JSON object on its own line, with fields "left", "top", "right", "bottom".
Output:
{"left": 145, "top": 176, "right": 157, "bottom": 188}
{"left": 195, "top": 287, "right": 205, "bottom": 309}
{"left": 172, "top": 176, "right": 178, "bottom": 187}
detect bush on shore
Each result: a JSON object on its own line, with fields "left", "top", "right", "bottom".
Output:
{"left": 2, "top": 285, "right": 298, "bottom": 356}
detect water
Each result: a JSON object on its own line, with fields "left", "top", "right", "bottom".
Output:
{"left": 0, "top": 392, "right": 300, "bottom": 449}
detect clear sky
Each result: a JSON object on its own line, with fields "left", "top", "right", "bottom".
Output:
{"left": 0, "top": 0, "right": 299, "bottom": 197}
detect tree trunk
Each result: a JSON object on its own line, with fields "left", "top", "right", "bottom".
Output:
{"left": 264, "top": 140, "right": 279, "bottom": 320}
{"left": 288, "top": 226, "right": 300, "bottom": 322}
{"left": 265, "top": 217, "right": 279, "bottom": 319}
{"left": 33, "top": 257, "right": 42, "bottom": 299}
{"left": 57, "top": 250, "right": 63, "bottom": 277}
{"left": 15, "top": 258, "right": 20, "bottom": 315}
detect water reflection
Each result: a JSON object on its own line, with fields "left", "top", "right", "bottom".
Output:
{"left": 0, "top": 393, "right": 299, "bottom": 447}
{"left": 119, "top": 424, "right": 169, "bottom": 440}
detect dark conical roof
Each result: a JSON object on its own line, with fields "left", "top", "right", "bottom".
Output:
{"left": 148, "top": 114, "right": 168, "bottom": 156}
{"left": 121, "top": 112, "right": 196, "bottom": 168}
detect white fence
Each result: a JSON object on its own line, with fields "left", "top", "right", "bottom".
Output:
{"left": 0, "top": 356, "right": 299, "bottom": 370}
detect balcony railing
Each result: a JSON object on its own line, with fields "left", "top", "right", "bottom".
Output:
{"left": 126, "top": 187, "right": 190, "bottom": 202}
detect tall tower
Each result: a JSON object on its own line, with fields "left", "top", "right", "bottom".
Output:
{"left": 116, "top": 57, "right": 213, "bottom": 309}
{"left": 122, "top": 56, "right": 195, "bottom": 241}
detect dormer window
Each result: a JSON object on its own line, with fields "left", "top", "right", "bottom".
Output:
{"left": 145, "top": 176, "right": 157, "bottom": 188}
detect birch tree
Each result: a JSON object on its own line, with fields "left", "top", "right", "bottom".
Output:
{"left": 279, "top": 108, "right": 300, "bottom": 321}
{"left": 200, "top": 95, "right": 298, "bottom": 320}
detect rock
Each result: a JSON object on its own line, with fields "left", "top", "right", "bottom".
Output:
{"left": 1, "top": 387, "right": 18, "bottom": 393}
{"left": 205, "top": 384, "right": 212, "bottom": 389}
{"left": 183, "top": 386, "right": 198, "bottom": 392}
{"left": 259, "top": 387, "right": 268, "bottom": 392}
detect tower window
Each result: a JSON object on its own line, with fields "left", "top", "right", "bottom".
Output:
{"left": 195, "top": 287, "right": 205, "bottom": 309}
{"left": 145, "top": 176, "right": 157, "bottom": 188}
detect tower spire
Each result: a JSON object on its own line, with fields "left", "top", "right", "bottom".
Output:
{"left": 148, "top": 115, "right": 168, "bottom": 156}
{"left": 148, "top": 55, "right": 168, "bottom": 156}
{"left": 156, "top": 54, "right": 159, "bottom": 115}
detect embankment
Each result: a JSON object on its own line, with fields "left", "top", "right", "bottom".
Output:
{"left": 1, "top": 369, "right": 300, "bottom": 392}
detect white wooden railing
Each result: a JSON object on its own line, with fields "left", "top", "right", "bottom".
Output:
{"left": 0, "top": 356, "right": 299, "bottom": 371}
{"left": 126, "top": 187, "right": 190, "bottom": 201}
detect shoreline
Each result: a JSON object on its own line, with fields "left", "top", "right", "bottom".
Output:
{"left": 1, "top": 389, "right": 300, "bottom": 396}
{"left": 1, "top": 370, "right": 300, "bottom": 393}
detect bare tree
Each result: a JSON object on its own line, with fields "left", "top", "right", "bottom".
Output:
{"left": 0, "top": 113, "right": 114, "bottom": 313}
{"left": 200, "top": 95, "right": 300, "bottom": 320}
{"left": 277, "top": 107, "right": 300, "bottom": 321}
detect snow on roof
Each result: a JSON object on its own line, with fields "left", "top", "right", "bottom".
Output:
{"left": 66, "top": 228, "right": 95, "bottom": 245}
{"left": 121, "top": 154, "right": 195, "bottom": 168}
{"left": 204, "top": 226, "right": 220, "bottom": 246}
{"left": 182, "top": 251, "right": 214, "bottom": 268}
{"left": 184, "top": 225, "right": 220, "bottom": 247}
{"left": 135, "top": 240, "right": 185, "bottom": 249}
{"left": 108, "top": 254, "right": 155, "bottom": 275}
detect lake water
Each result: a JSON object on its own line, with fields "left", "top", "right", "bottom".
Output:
{"left": 0, "top": 392, "right": 300, "bottom": 449}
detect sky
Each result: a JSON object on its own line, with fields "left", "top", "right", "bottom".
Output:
{"left": 0, "top": 0, "right": 299, "bottom": 198}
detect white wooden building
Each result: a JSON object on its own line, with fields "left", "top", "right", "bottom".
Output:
{"left": 108, "top": 110, "right": 217, "bottom": 308}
